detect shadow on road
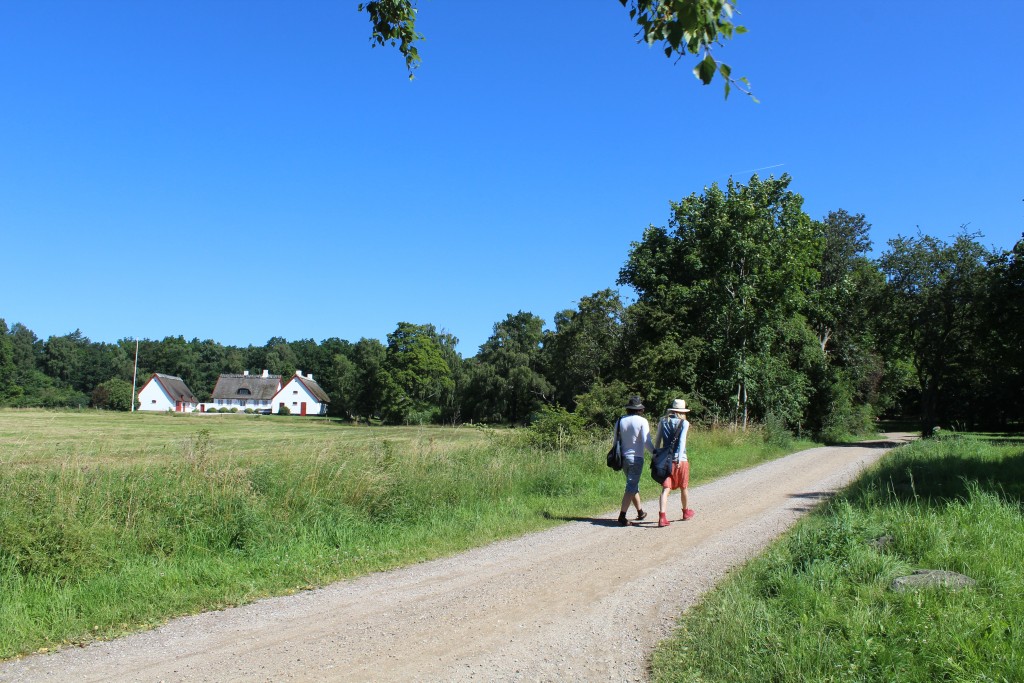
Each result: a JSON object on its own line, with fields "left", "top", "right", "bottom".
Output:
{"left": 787, "top": 490, "right": 834, "bottom": 511}
{"left": 542, "top": 512, "right": 623, "bottom": 527}
{"left": 825, "top": 436, "right": 916, "bottom": 450}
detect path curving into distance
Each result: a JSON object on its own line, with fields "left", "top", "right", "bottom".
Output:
{"left": 0, "top": 434, "right": 914, "bottom": 683}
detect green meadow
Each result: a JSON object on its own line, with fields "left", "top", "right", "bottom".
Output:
{"left": 651, "top": 434, "right": 1024, "bottom": 682}
{"left": 0, "top": 408, "right": 808, "bottom": 659}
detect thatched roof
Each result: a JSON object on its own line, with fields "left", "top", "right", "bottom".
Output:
{"left": 151, "top": 373, "right": 198, "bottom": 403}
{"left": 211, "top": 373, "right": 282, "bottom": 400}
{"left": 289, "top": 374, "right": 331, "bottom": 403}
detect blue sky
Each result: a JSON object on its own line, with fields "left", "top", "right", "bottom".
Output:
{"left": 2, "top": 1, "right": 1022, "bottom": 355}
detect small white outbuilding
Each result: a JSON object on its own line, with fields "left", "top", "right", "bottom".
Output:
{"left": 137, "top": 373, "right": 200, "bottom": 412}
{"left": 272, "top": 370, "right": 331, "bottom": 415}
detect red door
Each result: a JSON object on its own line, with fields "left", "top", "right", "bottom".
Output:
{"left": 300, "top": 402, "right": 307, "bottom": 416}
{"left": 176, "top": 401, "right": 182, "bottom": 412}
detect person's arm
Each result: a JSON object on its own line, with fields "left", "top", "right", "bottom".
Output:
{"left": 675, "top": 420, "right": 689, "bottom": 460}
{"left": 643, "top": 419, "right": 654, "bottom": 452}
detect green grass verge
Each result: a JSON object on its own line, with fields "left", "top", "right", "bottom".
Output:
{"left": 651, "top": 434, "right": 1024, "bottom": 683}
{"left": 0, "top": 409, "right": 813, "bottom": 659}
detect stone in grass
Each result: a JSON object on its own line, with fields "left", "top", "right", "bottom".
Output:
{"left": 890, "top": 569, "right": 976, "bottom": 592}
{"left": 869, "top": 535, "right": 894, "bottom": 551}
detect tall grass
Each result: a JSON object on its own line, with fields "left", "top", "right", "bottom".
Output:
{"left": 651, "top": 434, "right": 1024, "bottom": 682}
{"left": 0, "top": 409, "right": 812, "bottom": 659}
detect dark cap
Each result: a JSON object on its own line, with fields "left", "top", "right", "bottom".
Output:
{"left": 624, "top": 396, "right": 645, "bottom": 411}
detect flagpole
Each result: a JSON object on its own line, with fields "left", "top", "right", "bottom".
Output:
{"left": 131, "top": 338, "right": 139, "bottom": 412}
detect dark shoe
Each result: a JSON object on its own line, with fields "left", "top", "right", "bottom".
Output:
{"left": 682, "top": 509, "right": 695, "bottom": 521}
{"left": 658, "top": 512, "right": 670, "bottom": 527}
{"left": 617, "top": 512, "right": 630, "bottom": 526}
{"left": 635, "top": 509, "right": 648, "bottom": 522}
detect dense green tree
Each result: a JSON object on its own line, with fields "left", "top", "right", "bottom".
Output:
{"left": 573, "top": 379, "right": 633, "bottom": 429}
{"left": 0, "top": 319, "right": 16, "bottom": 400}
{"left": 77, "top": 341, "right": 133, "bottom": 394}
{"left": 262, "top": 336, "right": 300, "bottom": 377}
{"left": 807, "top": 210, "right": 874, "bottom": 354}
{"left": 142, "top": 336, "right": 199, "bottom": 389}
{"left": 619, "top": 175, "right": 821, "bottom": 427}
{"left": 8, "top": 323, "right": 42, "bottom": 387}
{"left": 383, "top": 323, "right": 456, "bottom": 423}
{"left": 188, "top": 338, "right": 230, "bottom": 401}
{"left": 288, "top": 338, "right": 321, "bottom": 376}
{"left": 316, "top": 337, "right": 358, "bottom": 419}
{"left": 90, "top": 377, "right": 136, "bottom": 411}
{"left": 987, "top": 235, "right": 1024, "bottom": 424}
{"left": 350, "top": 337, "right": 389, "bottom": 421}
{"left": 544, "top": 289, "right": 625, "bottom": 409}
{"left": 42, "top": 330, "right": 89, "bottom": 388}
{"left": 879, "top": 232, "right": 994, "bottom": 435}
{"left": 802, "top": 210, "right": 887, "bottom": 438}
{"left": 467, "top": 312, "right": 552, "bottom": 425}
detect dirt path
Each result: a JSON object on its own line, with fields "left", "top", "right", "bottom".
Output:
{"left": 0, "top": 435, "right": 914, "bottom": 683}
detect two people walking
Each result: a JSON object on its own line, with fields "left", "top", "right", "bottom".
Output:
{"left": 614, "top": 396, "right": 695, "bottom": 527}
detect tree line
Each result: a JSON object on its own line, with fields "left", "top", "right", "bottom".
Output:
{"left": 2, "top": 175, "right": 1020, "bottom": 437}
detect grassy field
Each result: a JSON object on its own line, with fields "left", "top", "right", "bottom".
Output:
{"left": 651, "top": 434, "right": 1024, "bottom": 682}
{"left": 0, "top": 408, "right": 812, "bottom": 660}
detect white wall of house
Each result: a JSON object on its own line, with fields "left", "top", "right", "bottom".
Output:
{"left": 272, "top": 377, "right": 326, "bottom": 415}
{"left": 138, "top": 380, "right": 196, "bottom": 413}
{"left": 208, "top": 398, "right": 274, "bottom": 412}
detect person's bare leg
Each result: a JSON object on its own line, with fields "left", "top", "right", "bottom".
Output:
{"left": 658, "top": 486, "right": 671, "bottom": 527}
{"left": 681, "top": 487, "right": 695, "bottom": 520}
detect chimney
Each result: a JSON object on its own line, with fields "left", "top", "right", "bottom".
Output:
{"left": 243, "top": 370, "right": 249, "bottom": 376}
{"left": 295, "top": 370, "right": 303, "bottom": 377}
{"left": 262, "top": 369, "right": 269, "bottom": 378}
{"left": 307, "top": 373, "right": 313, "bottom": 381}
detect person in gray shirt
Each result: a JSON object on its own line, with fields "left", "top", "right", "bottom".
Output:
{"left": 615, "top": 396, "right": 654, "bottom": 526}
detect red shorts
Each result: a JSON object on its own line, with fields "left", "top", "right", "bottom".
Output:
{"left": 662, "top": 461, "right": 689, "bottom": 490}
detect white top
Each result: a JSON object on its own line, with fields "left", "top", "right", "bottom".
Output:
{"left": 615, "top": 414, "right": 653, "bottom": 459}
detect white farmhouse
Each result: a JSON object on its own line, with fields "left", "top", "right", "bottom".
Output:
{"left": 137, "top": 373, "right": 199, "bottom": 412}
{"left": 272, "top": 370, "right": 330, "bottom": 415}
{"left": 208, "top": 370, "right": 282, "bottom": 413}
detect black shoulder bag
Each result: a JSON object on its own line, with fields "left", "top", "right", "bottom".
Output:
{"left": 651, "top": 419, "right": 685, "bottom": 483}
{"left": 606, "top": 418, "right": 623, "bottom": 471}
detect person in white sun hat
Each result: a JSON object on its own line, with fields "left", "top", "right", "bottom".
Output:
{"left": 653, "top": 398, "right": 695, "bottom": 527}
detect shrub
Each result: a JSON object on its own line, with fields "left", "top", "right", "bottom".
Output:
{"left": 229, "top": 407, "right": 239, "bottom": 413}
{"left": 278, "top": 405, "right": 291, "bottom": 416}
{"left": 760, "top": 412, "right": 794, "bottom": 448}
{"left": 525, "top": 405, "right": 589, "bottom": 450}
{"left": 573, "top": 380, "right": 631, "bottom": 429}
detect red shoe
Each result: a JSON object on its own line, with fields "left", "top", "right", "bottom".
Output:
{"left": 682, "top": 509, "right": 695, "bottom": 521}
{"left": 658, "top": 513, "right": 670, "bottom": 527}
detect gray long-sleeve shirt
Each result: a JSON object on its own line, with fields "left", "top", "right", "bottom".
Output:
{"left": 615, "top": 414, "right": 653, "bottom": 459}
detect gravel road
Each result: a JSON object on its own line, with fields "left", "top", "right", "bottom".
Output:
{"left": 0, "top": 434, "right": 913, "bottom": 683}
